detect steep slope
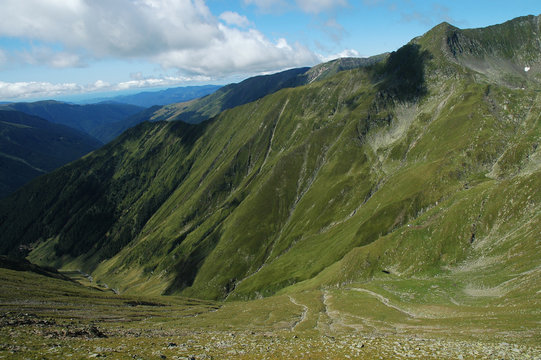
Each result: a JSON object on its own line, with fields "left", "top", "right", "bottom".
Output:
{"left": 149, "top": 67, "right": 310, "bottom": 124}
{"left": 0, "top": 15, "right": 539, "bottom": 303}
{"left": 0, "top": 101, "right": 144, "bottom": 143}
{"left": 0, "top": 110, "right": 102, "bottom": 198}
{"left": 148, "top": 57, "right": 386, "bottom": 125}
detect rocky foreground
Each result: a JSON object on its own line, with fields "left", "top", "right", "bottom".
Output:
{"left": 1, "top": 311, "right": 540, "bottom": 359}
{"left": 1, "top": 264, "right": 540, "bottom": 360}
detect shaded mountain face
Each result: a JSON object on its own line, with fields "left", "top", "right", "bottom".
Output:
{"left": 0, "top": 15, "right": 539, "bottom": 301}
{"left": 0, "top": 110, "right": 102, "bottom": 198}
{"left": 0, "top": 101, "right": 144, "bottom": 143}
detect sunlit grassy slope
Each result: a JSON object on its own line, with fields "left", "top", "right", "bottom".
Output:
{"left": 1, "top": 266, "right": 539, "bottom": 359}
{"left": 0, "top": 15, "right": 539, "bottom": 307}
{"left": 147, "top": 56, "right": 385, "bottom": 125}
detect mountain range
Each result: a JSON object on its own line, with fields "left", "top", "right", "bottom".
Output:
{"left": 0, "top": 14, "right": 539, "bottom": 306}
{"left": 0, "top": 101, "right": 144, "bottom": 143}
{"left": 0, "top": 110, "right": 102, "bottom": 198}
{"left": 86, "top": 85, "right": 222, "bottom": 108}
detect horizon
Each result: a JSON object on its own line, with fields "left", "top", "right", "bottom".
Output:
{"left": 0, "top": 0, "right": 540, "bottom": 102}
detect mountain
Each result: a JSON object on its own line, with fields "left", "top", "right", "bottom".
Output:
{"left": 89, "top": 85, "right": 222, "bottom": 107}
{"left": 0, "top": 110, "right": 102, "bottom": 198}
{"left": 147, "top": 67, "right": 310, "bottom": 124}
{"left": 143, "top": 57, "right": 386, "bottom": 125}
{"left": 0, "top": 15, "right": 539, "bottom": 304}
{"left": 0, "top": 101, "right": 144, "bottom": 143}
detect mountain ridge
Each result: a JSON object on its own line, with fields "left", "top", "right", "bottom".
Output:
{"left": 0, "top": 101, "right": 144, "bottom": 143}
{"left": 87, "top": 85, "right": 222, "bottom": 107}
{"left": 0, "top": 15, "right": 539, "bottom": 303}
{"left": 145, "top": 56, "right": 387, "bottom": 125}
{"left": 0, "top": 110, "right": 102, "bottom": 198}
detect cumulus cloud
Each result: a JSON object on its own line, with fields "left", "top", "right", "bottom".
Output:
{"left": 0, "top": 0, "right": 220, "bottom": 57}
{"left": 0, "top": 81, "right": 80, "bottom": 100}
{"left": 219, "top": 11, "right": 253, "bottom": 28}
{"left": 0, "top": 75, "right": 213, "bottom": 101}
{"left": 155, "top": 24, "right": 318, "bottom": 75}
{"left": 320, "top": 48, "right": 360, "bottom": 62}
{"left": 0, "top": 0, "right": 317, "bottom": 76}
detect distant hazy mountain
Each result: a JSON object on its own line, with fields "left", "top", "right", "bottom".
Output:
{"left": 0, "top": 101, "right": 144, "bottom": 143}
{"left": 89, "top": 85, "right": 222, "bottom": 108}
{"left": 0, "top": 15, "right": 539, "bottom": 305}
{"left": 0, "top": 110, "right": 102, "bottom": 198}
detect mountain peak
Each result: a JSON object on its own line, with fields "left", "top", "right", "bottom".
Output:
{"left": 408, "top": 14, "right": 541, "bottom": 88}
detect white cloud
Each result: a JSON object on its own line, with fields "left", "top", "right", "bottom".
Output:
{"left": 154, "top": 24, "right": 318, "bottom": 76}
{"left": 113, "top": 75, "right": 210, "bottom": 91}
{"left": 219, "top": 11, "right": 252, "bottom": 27}
{"left": 0, "top": 75, "right": 213, "bottom": 101}
{"left": 0, "top": 0, "right": 220, "bottom": 57}
{"left": 319, "top": 48, "right": 360, "bottom": 62}
{"left": 0, "top": 81, "right": 80, "bottom": 100}
{"left": 0, "top": 0, "right": 318, "bottom": 77}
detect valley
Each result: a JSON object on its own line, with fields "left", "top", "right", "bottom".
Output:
{"left": 0, "top": 14, "right": 540, "bottom": 359}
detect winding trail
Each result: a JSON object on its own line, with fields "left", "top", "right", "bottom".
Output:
{"left": 0, "top": 152, "right": 46, "bottom": 173}
{"left": 322, "top": 290, "right": 365, "bottom": 333}
{"left": 350, "top": 288, "right": 418, "bottom": 318}
{"left": 288, "top": 295, "right": 308, "bottom": 331}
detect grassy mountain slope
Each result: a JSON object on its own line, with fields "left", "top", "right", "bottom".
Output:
{"left": 149, "top": 67, "right": 310, "bottom": 124}
{"left": 0, "top": 110, "right": 102, "bottom": 198}
{"left": 147, "top": 57, "right": 387, "bottom": 125}
{"left": 0, "top": 101, "right": 144, "bottom": 143}
{"left": 0, "top": 15, "right": 539, "bottom": 305}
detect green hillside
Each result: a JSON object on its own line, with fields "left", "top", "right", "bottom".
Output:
{"left": 145, "top": 58, "right": 385, "bottom": 125}
{"left": 0, "top": 110, "right": 102, "bottom": 198}
{"left": 0, "top": 14, "right": 539, "bottom": 309}
{"left": 148, "top": 67, "right": 310, "bottom": 124}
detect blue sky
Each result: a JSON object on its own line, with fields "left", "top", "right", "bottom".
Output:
{"left": 0, "top": 0, "right": 539, "bottom": 102}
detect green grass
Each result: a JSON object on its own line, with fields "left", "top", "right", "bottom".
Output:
{"left": 1, "top": 267, "right": 539, "bottom": 359}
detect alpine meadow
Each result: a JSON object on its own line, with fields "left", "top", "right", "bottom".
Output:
{"left": 0, "top": 14, "right": 540, "bottom": 359}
